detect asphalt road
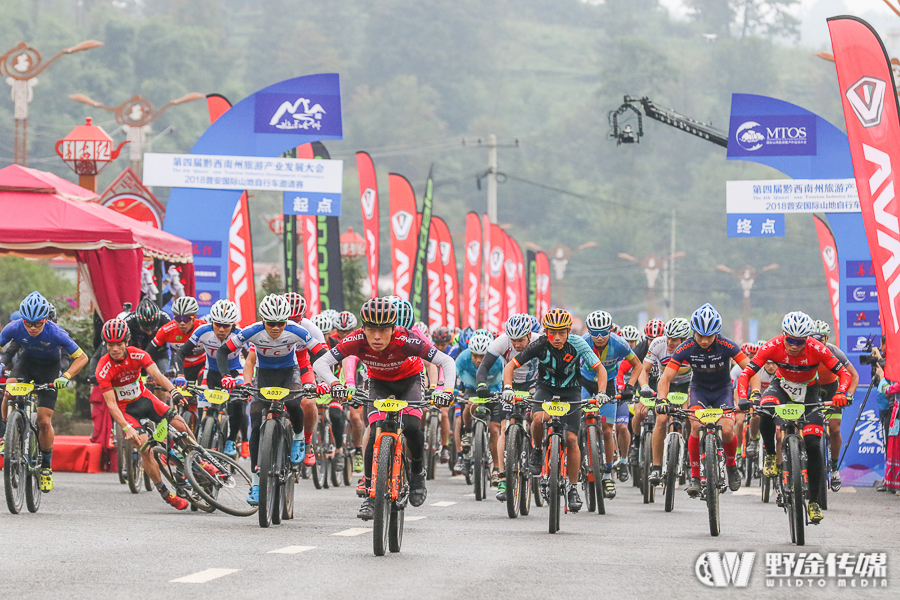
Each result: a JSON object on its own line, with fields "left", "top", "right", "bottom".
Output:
{"left": 2, "top": 464, "right": 900, "bottom": 599}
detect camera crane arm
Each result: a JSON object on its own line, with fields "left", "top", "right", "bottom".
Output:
{"left": 610, "top": 95, "right": 729, "bottom": 148}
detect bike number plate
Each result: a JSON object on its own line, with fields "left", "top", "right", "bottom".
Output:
{"left": 668, "top": 392, "right": 688, "bottom": 405}
{"left": 640, "top": 396, "right": 656, "bottom": 408}
{"left": 6, "top": 382, "right": 34, "bottom": 396}
{"left": 469, "top": 396, "right": 491, "bottom": 404}
{"left": 374, "top": 398, "right": 408, "bottom": 412}
{"left": 780, "top": 379, "right": 807, "bottom": 403}
{"left": 542, "top": 401, "right": 570, "bottom": 416}
{"left": 153, "top": 419, "right": 169, "bottom": 442}
{"left": 774, "top": 403, "right": 804, "bottom": 421}
{"left": 260, "top": 387, "right": 290, "bottom": 400}
{"left": 204, "top": 390, "right": 229, "bottom": 405}
{"left": 695, "top": 408, "right": 723, "bottom": 424}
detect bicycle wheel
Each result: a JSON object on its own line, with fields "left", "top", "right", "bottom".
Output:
{"left": 520, "top": 433, "right": 533, "bottom": 516}
{"left": 258, "top": 420, "right": 281, "bottom": 527}
{"left": 664, "top": 432, "right": 680, "bottom": 513}
{"left": 703, "top": 434, "right": 721, "bottom": 537}
{"left": 425, "top": 414, "right": 439, "bottom": 481}
{"left": 473, "top": 420, "right": 488, "bottom": 500}
{"left": 180, "top": 409, "right": 197, "bottom": 436}
{"left": 114, "top": 424, "right": 127, "bottom": 485}
{"left": 549, "top": 436, "right": 561, "bottom": 534}
{"left": 819, "top": 434, "right": 829, "bottom": 511}
{"left": 151, "top": 446, "right": 214, "bottom": 512}
{"left": 125, "top": 444, "right": 144, "bottom": 494}
{"left": 143, "top": 470, "right": 152, "bottom": 491}
{"left": 786, "top": 435, "right": 806, "bottom": 546}
{"left": 760, "top": 447, "right": 771, "bottom": 503}
{"left": 311, "top": 424, "right": 324, "bottom": 490}
{"left": 373, "top": 435, "right": 395, "bottom": 556}
{"left": 388, "top": 453, "right": 407, "bottom": 553}
{"left": 641, "top": 430, "right": 654, "bottom": 504}
{"left": 24, "top": 418, "right": 41, "bottom": 513}
{"left": 342, "top": 448, "right": 353, "bottom": 487}
{"left": 185, "top": 449, "right": 257, "bottom": 517}
{"left": 447, "top": 435, "right": 457, "bottom": 475}
{"left": 4, "top": 411, "right": 25, "bottom": 514}
{"left": 587, "top": 425, "right": 604, "bottom": 515}
{"left": 329, "top": 449, "right": 341, "bottom": 488}
{"left": 505, "top": 424, "right": 522, "bottom": 519}
{"left": 282, "top": 470, "right": 296, "bottom": 520}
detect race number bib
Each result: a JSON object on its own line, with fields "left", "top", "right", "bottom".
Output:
{"left": 114, "top": 381, "right": 141, "bottom": 402}
{"left": 780, "top": 379, "right": 807, "bottom": 403}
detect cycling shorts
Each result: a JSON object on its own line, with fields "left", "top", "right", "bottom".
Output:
{"left": 533, "top": 385, "right": 582, "bottom": 433}
{"left": 583, "top": 379, "right": 626, "bottom": 425}
{"left": 10, "top": 358, "right": 59, "bottom": 410}
{"left": 689, "top": 382, "right": 735, "bottom": 419}
{"left": 119, "top": 391, "right": 171, "bottom": 429}
{"left": 250, "top": 366, "right": 301, "bottom": 415}
{"left": 367, "top": 373, "right": 424, "bottom": 425}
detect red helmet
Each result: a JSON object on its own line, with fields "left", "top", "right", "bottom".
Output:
{"left": 283, "top": 292, "right": 307, "bottom": 319}
{"left": 102, "top": 318, "right": 130, "bottom": 343}
{"left": 741, "top": 342, "right": 759, "bottom": 356}
{"left": 644, "top": 319, "right": 665, "bottom": 339}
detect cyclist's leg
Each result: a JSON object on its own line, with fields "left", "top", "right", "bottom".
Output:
{"left": 759, "top": 380, "right": 789, "bottom": 466}
{"left": 23, "top": 360, "right": 60, "bottom": 467}
{"left": 329, "top": 405, "right": 345, "bottom": 449}
{"left": 595, "top": 381, "right": 616, "bottom": 465}
{"left": 615, "top": 399, "right": 630, "bottom": 462}
{"left": 820, "top": 382, "right": 842, "bottom": 469}
{"left": 802, "top": 384, "right": 825, "bottom": 505}
{"left": 121, "top": 393, "right": 172, "bottom": 486}
{"left": 709, "top": 382, "right": 737, "bottom": 466}
{"left": 489, "top": 400, "right": 508, "bottom": 473}
{"left": 440, "top": 405, "right": 450, "bottom": 448}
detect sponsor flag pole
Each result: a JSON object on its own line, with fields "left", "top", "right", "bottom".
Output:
{"left": 309, "top": 142, "right": 344, "bottom": 312}
{"left": 410, "top": 167, "right": 435, "bottom": 323}
{"left": 356, "top": 151, "right": 380, "bottom": 298}
{"left": 432, "top": 216, "right": 459, "bottom": 329}
{"left": 388, "top": 174, "right": 418, "bottom": 301}
{"left": 813, "top": 214, "right": 841, "bottom": 341}
{"left": 462, "top": 212, "right": 482, "bottom": 330}
{"left": 426, "top": 226, "right": 446, "bottom": 330}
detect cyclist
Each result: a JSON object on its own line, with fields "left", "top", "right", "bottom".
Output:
{"left": 314, "top": 298, "right": 457, "bottom": 519}
{"left": 96, "top": 318, "right": 195, "bottom": 510}
{"left": 217, "top": 294, "right": 328, "bottom": 505}
{"left": 811, "top": 320, "right": 858, "bottom": 491}
{"left": 331, "top": 310, "right": 367, "bottom": 474}
{"left": 0, "top": 292, "right": 89, "bottom": 492}
{"left": 640, "top": 317, "right": 692, "bottom": 486}
{"left": 737, "top": 311, "right": 852, "bottom": 523}
{"left": 150, "top": 296, "right": 206, "bottom": 382}
{"left": 88, "top": 298, "right": 170, "bottom": 378}
{"left": 655, "top": 304, "right": 750, "bottom": 497}
{"left": 429, "top": 325, "right": 458, "bottom": 465}
{"left": 580, "top": 310, "right": 642, "bottom": 499}
{"left": 731, "top": 342, "right": 774, "bottom": 459}
{"left": 282, "top": 292, "right": 326, "bottom": 460}
{"left": 173, "top": 300, "right": 247, "bottom": 458}
{"left": 503, "top": 309, "right": 606, "bottom": 513}
{"left": 625, "top": 319, "right": 664, "bottom": 467}
{"left": 313, "top": 312, "right": 337, "bottom": 343}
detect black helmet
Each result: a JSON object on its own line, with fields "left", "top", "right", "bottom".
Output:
{"left": 136, "top": 298, "right": 159, "bottom": 327}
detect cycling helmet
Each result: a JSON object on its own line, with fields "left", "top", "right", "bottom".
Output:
{"left": 664, "top": 317, "right": 691, "bottom": 339}
{"left": 530, "top": 315, "right": 542, "bottom": 333}
{"left": 432, "top": 326, "right": 452, "bottom": 344}
{"left": 19, "top": 291, "right": 51, "bottom": 321}
{"left": 209, "top": 299, "right": 239, "bottom": 325}
{"left": 172, "top": 296, "right": 199, "bottom": 316}
{"left": 394, "top": 299, "right": 415, "bottom": 329}
{"left": 690, "top": 303, "right": 722, "bottom": 336}
{"left": 611, "top": 323, "right": 622, "bottom": 337}
{"left": 813, "top": 319, "right": 831, "bottom": 336}
{"left": 283, "top": 292, "right": 307, "bottom": 319}
{"left": 136, "top": 298, "right": 159, "bottom": 326}
{"left": 505, "top": 314, "right": 533, "bottom": 340}
{"left": 621, "top": 325, "right": 641, "bottom": 342}
{"left": 740, "top": 342, "right": 759, "bottom": 356}
{"left": 47, "top": 303, "right": 58, "bottom": 323}
{"left": 542, "top": 308, "right": 573, "bottom": 330}
{"left": 458, "top": 327, "right": 474, "bottom": 349}
{"left": 474, "top": 328, "right": 495, "bottom": 339}
{"left": 782, "top": 311, "right": 813, "bottom": 338}
{"left": 322, "top": 308, "right": 339, "bottom": 323}
{"left": 335, "top": 311, "right": 358, "bottom": 331}
{"left": 585, "top": 310, "right": 613, "bottom": 334}
{"left": 644, "top": 318, "right": 665, "bottom": 339}
{"left": 258, "top": 294, "right": 291, "bottom": 322}
{"left": 101, "top": 318, "right": 130, "bottom": 343}
{"left": 360, "top": 297, "right": 398, "bottom": 327}
{"left": 313, "top": 312, "right": 335, "bottom": 333}
{"left": 413, "top": 321, "right": 429, "bottom": 335}
{"left": 469, "top": 333, "right": 492, "bottom": 355}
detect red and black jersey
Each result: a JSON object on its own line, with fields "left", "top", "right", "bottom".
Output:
{"left": 327, "top": 326, "right": 436, "bottom": 381}
{"left": 95, "top": 347, "right": 154, "bottom": 402}
{"left": 152, "top": 319, "right": 207, "bottom": 367}
{"left": 737, "top": 334, "right": 850, "bottom": 398}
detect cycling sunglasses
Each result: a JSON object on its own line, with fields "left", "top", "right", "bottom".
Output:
{"left": 784, "top": 336, "right": 807, "bottom": 346}
{"left": 588, "top": 328, "right": 611, "bottom": 338}
{"left": 23, "top": 319, "right": 47, "bottom": 328}
{"left": 810, "top": 333, "right": 825, "bottom": 342}
{"left": 264, "top": 320, "right": 287, "bottom": 327}
{"left": 173, "top": 315, "right": 195, "bottom": 323}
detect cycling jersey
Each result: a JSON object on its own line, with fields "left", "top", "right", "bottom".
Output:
{"left": 817, "top": 342, "right": 852, "bottom": 385}
{"left": 300, "top": 317, "right": 325, "bottom": 343}
{"left": 0, "top": 320, "right": 83, "bottom": 364}
{"left": 95, "top": 348, "right": 154, "bottom": 402}
{"left": 581, "top": 332, "right": 635, "bottom": 382}
{"left": 315, "top": 326, "right": 446, "bottom": 382}
{"left": 478, "top": 332, "right": 539, "bottom": 385}
{"left": 512, "top": 334, "right": 600, "bottom": 389}
{"left": 182, "top": 324, "right": 240, "bottom": 373}
{"left": 152, "top": 320, "right": 207, "bottom": 367}
{"left": 737, "top": 335, "right": 850, "bottom": 399}
{"left": 457, "top": 348, "right": 503, "bottom": 391}
{"left": 647, "top": 336, "right": 692, "bottom": 386}
{"left": 224, "top": 321, "right": 324, "bottom": 370}
{"left": 667, "top": 336, "right": 744, "bottom": 391}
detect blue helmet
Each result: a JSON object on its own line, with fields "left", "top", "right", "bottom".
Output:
{"left": 19, "top": 291, "right": 51, "bottom": 321}
{"left": 530, "top": 315, "right": 541, "bottom": 333}
{"left": 392, "top": 299, "right": 415, "bottom": 329}
{"left": 458, "top": 327, "right": 474, "bottom": 350}
{"left": 690, "top": 303, "right": 722, "bottom": 336}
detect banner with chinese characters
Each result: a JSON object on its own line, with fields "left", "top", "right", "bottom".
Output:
{"left": 727, "top": 213, "right": 785, "bottom": 237}
{"left": 726, "top": 179, "right": 860, "bottom": 214}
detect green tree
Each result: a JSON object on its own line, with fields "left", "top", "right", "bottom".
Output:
{"left": 0, "top": 257, "right": 75, "bottom": 321}
{"left": 341, "top": 256, "right": 367, "bottom": 316}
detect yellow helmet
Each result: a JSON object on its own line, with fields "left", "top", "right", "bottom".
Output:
{"left": 541, "top": 308, "right": 573, "bottom": 330}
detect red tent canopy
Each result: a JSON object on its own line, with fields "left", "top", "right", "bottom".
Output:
{"left": 0, "top": 164, "right": 194, "bottom": 319}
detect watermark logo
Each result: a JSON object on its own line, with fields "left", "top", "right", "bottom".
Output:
{"left": 695, "top": 552, "right": 755, "bottom": 587}
{"left": 846, "top": 76, "right": 886, "bottom": 129}
{"left": 765, "top": 552, "right": 887, "bottom": 588}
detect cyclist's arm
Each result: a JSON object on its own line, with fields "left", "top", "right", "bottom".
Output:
{"left": 313, "top": 349, "right": 343, "bottom": 385}
{"left": 429, "top": 350, "right": 456, "bottom": 392}
{"left": 476, "top": 351, "right": 500, "bottom": 385}
{"left": 146, "top": 360, "right": 176, "bottom": 394}
{"left": 343, "top": 355, "right": 360, "bottom": 387}
{"left": 243, "top": 349, "right": 257, "bottom": 382}
{"left": 172, "top": 338, "right": 199, "bottom": 376}
{"left": 216, "top": 338, "right": 241, "bottom": 374}
{"left": 625, "top": 353, "right": 642, "bottom": 388}
{"left": 847, "top": 361, "right": 860, "bottom": 397}
{"left": 638, "top": 358, "right": 654, "bottom": 388}
{"left": 656, "top": 364, "right": 676, "bottom": 400}
{"left": 737, "top": 359, "right": 763, "bottom": 400}
{"left": 1, "top": 340, "right": 19, "bottom": 368}
{"left": 65, "top": 348, "right": 89, "bottom": 379}
{"left": 102, "top": 389, "right": 134, "bottom": 436}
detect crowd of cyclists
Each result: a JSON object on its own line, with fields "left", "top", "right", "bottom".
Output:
{"left": 0, "top": 287, "right": 858, "bottom": 536}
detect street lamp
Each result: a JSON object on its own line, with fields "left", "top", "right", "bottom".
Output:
{"left": 69, "top": 92, "right": 203, "bottom": 177}
{"left": 0, "top": 40, "right": 103, "bottom": 165}
{"left": 716, "top": 263, "right": 779, "bottom": 341}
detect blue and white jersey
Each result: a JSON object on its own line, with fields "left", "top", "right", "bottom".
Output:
{"left": 580, "top": 333, "right": 635, "bottom": 382}
{"left": 190, "top": 324, "right": 241, "bottom": 373}
{"left": 227, "top": 321, "right": 323, "bottom": 370}
{"left": 0, "top": 320, "right": 82, "bottom": 364}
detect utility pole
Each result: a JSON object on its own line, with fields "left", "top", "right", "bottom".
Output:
{"left": 487, "top": 134, "right": 498, "bottom": 224}
{"left": 670, "top": 209, "right": 677, "bottom": 318}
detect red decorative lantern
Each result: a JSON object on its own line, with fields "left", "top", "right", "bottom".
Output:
{"left": 55, "top": 117, "right": 128, "bottom": 192}
{"left": 340, "top": 226, "right": 366, "bottom": 257}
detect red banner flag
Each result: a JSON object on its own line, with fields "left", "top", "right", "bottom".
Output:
{"left": 389, "top": 174, "right": 418, "bottom": 301}
{"left": 829, "top": 16, "right": 900, "bottom": 378}
{"left": 535, "top": 251, "right": 551, "bottom": 320}
{"left": 432, "top": 216, "right": 459, "bottom": 330}
{"left": 356, "top": 152, "right": 380, "bottom": 298}
{"left": 813, "top": 215, "right": 841, "bottom": 342}
{"left": 229, "top": 192, "right": 256, "bottom": 326}
{"left": 462, "top": 212, "right": 482, "bottom": 329}
{"left": 504, "top": 232, "right": 520, "bottom": 325}
{"left": 301, "top": 215, "right": 320, "bottom": 314}
{"left": 426, "top": 227, "right": 446, "bottom": 331}
{"left": 485, "top": 224, "right": 506, "bottom": 332}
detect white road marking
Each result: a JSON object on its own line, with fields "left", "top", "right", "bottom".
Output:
{"left": 731, "top": 488, "right": 759, "bottom": 496}
{"left": 170, "top": 569, "right": 240, "bottom": 584}
{"left": 267, "top": 546, "right": 316, "bottom": 554}
{"left": 837, "top": 487, "right": 857, "bottom": 493}
{"left": 332, "top": 527, "right": 372, "bottom": 536}
{"left": 430, "top": 501, "right": 457, "bottom": 507}
{"left": 463, "top": 493, "right": 475, "bottom": 497}
{"left": 405, "top": 515, "right": 427, "bottom": 521}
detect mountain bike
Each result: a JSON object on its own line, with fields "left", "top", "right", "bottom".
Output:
{"left": 819, "top": 429, "right": 830, "bottom": 511}
{"left": 502, "top": 390, "right": 532, "bottom": 518}
{"left": 312, "top": 393, "right": 343, "bottom": 489}
{"left": 114, "top": 421, "right": 127, "bottom": 485}
{"left": 660, "top": 391, "right": 689, "bottom": 513}
{"left": 369, "top": 396, "right": 430, "bottom": 556}
{"left": 192, "top": 386, "right": 231, "bottom": 453}
{"left": 342, "top": 390, "right": 367, "bottom": 486}
{"left": 637, "top": 393, "right": 657, "bottom": 504}
{"left": 423, "top": 403, "right": 442, "bottom": 481}
{"left": 468, "top": 393, "right": 493, "bottom": 501}
{"left": 175, "top": 383, "right": 201, "bottom": 436}
{"left": 532, "top": 396, "right": 582, "bottom": 534}
{"left": 3, "top": 382, "right": 50, "bottom": 514}
{"left": 740, "top": 413, "right": 759, "bottom": 488}
{"left": 579, "top": 395, "right": 606, "bottom": 515}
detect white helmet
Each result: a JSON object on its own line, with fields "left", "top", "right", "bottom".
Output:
{"left": 258, "top": 294, "right": 290, "bottom": 322}
{"left": 321, "top": 309, "right": 339, "bottom": 323}
{"left": 335, "top": 311, "right": 358, "bottom": 331}
{"left": 620, "top": 325, "right": 641, "bottom": 342}
{"left": 312, "top": 312, "right": 334, "bottom": 332}
{"left": 664, "top": 317, "right": 691, "bottom": 339}
{"left": 209, "top": 299, "right": 238, "bottom": 325}
{"left": 469, "top": 332, "right": 492, "bottom": 355}
{"left": 782, "top": 311, "right": 813, "bottom": 338}
{"left": 585, "top": 310, "right": 613, "bottom": 333}
{"left": 505, "top": 313, "right": 533, "bottom": 339}
{"left": 413, "top": 321, "right": 429, "bottom": 335}
{"left": 172, "top": 296, "right": 199, "bottom": 316}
